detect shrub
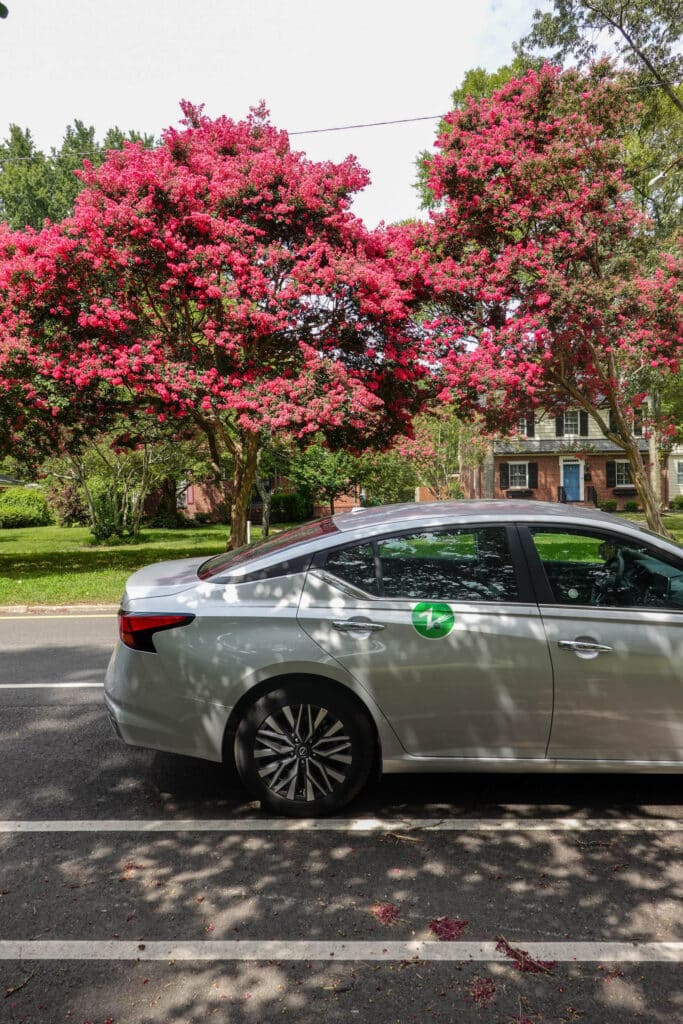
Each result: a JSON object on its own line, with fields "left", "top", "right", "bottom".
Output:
{"left": 623, "top": 500, "right": 640, "bottom": 513}
{"left": 90, "top": 488, "right": 119, "bottom": 541}
{"left": 270, "top": 491, "right": 314, "bottom": 523}
{"left": 46, "top": 483, "right": 89, "bottom": 526}
{"left": 600, "top": 499, "right": 618, "bottom": 513}
{"left": 0, "top": 487, "right": 52, "bottom": 528}
{"left": 670, "top": 495, "right": 683, "bottom": 511}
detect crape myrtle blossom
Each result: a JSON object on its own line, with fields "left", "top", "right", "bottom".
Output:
{"left": 416, "top": 63, "right": 682, "bottom": 535}
{"left": 0, "top": 102, "right": 429, "bottom": 547}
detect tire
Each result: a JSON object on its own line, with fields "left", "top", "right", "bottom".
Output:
{"left": 234, "top": 680, "right": 375, "bottom": 816}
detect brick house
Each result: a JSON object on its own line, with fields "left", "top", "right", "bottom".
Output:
{"left": 461, "top": 408, "right": 672, "bottom": 510}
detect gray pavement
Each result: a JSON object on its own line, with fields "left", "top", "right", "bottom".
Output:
{"left": 0, "top": 614, "right": 681, "bottom": 1023}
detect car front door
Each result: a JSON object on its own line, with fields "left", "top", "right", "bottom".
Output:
{"left": 298, "top": 524, "right": 553, "bottom": 760}
{"left": 521, "top": 525, "right": 683, "bottom": 763}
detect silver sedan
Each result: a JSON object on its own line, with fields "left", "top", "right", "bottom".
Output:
{"left": 105, "top": 500, "right": 683, "bottom": 815}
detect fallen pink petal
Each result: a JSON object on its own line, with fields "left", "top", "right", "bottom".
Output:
{"left": 370, "top": 902, "right": 400, "bottom": 926}
{"left": 429, "top": 916, "right": 469, "bottom": 941}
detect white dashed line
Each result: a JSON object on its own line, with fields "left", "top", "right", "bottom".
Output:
{"left": 0, "top": 683, "right": 104, "bottom": 689}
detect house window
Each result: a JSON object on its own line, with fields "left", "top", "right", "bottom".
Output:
{"left": 499, "top": 461, "right": 538, "bottom": 491}
{"left": 516, "top": 415, "right": 535, "bottom": 437}
{"left": 615, "top": 461, "right": 632, "bottom": 486}
{"left": 556, "top": 410, "right": 588, "bottom": 437}
{"left": 609, "top": 409, "right": 644, "bottom": 436}
{"left": 563, "top": 411, "right": 579, "bottom": 435}
{"left": 508, "top": 462, "right": 528, "bottom": 488}
{"left": 677, "top": 461, "right": 683, "bottom": 486}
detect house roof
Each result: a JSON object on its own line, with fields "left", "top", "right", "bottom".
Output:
{"left": 493, "top": 438, "right": 649, "bottom": 456}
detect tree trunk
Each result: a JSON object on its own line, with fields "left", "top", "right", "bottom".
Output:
{"left": 623, "top": 438, "right": 673, "bottom": 539}
{"left": 254, "top": 451, "right": 272, "bottom": 539}
{"left": 228, "top": 432, "right": 260, "bottom": 549}
{"left": 647, "top": 393, "right": 662, "bottom": 510}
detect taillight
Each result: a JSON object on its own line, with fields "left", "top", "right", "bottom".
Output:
{"left": 119, "top": 612, "right": 195, "bottom": 653}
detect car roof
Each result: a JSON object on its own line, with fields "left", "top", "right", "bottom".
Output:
{"left": 332, "top": 499, "right": 635, "bottom": 532}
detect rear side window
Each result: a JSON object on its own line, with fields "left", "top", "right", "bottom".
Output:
{"left": 198, "top": 518, "right": 338, "bottom": 580}
{"left": 324, "top": 544, "right": 380, "bottom": 595}
{"left": 322, "top": 526, "right": 518, "bottom": 602}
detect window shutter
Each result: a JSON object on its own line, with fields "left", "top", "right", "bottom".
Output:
{"left": 528, "top": 462, "right": 538, "bottom": 489}
{"left": 606, "top": 460, "right": 616, "bottom": 488}
{"left": 579, "top": 411, "right": 588, "bottom": 436}
{"left": 555, "top": 414, "right": 564, "bottom": 437}
{"left": 634, "top": 412, "right": 643, "bottom": 437}
{"left": 499, "top": 463, "right": 510, "bottom": 490}
{"left": 608, "top": 410, "right": 617, "bottom": 433}
{"left": 526, "top": 415, "right": 535, "bottom": 438}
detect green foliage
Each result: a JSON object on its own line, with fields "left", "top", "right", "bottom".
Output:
{"left": 357, "top": 449, "right": 418, "bottom": 505}
{"left": 0, "top": 487, "right": 51, "bottom": 528}
{"left": 624, "top": 500, "right": 640, "bottom": 512}
{"left": 41, "top": 427, "right": 211, "bottom": 542}
{"left": 270, "top": 491, "right": 314, "bottom": 522}
{"left": 45, "top": 482, "right": 88, "bottom": 526}
{"left": 284, "top": 441, "right": 360, "bottom": 514}
{"left": 0, "top": 121, "right": 155, "bottom": 229}
{"left": 670, "top": 495, "right": 683, "bottom": 511}
{"left": 517, "top": 0, "right": 683, "bottom": 88}
{"left": 600, "top": 499, "right": 618, "bottom": 512}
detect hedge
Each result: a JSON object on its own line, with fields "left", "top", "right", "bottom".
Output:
{"left": 0, "top": 487, "right": 52, "bottom": 528}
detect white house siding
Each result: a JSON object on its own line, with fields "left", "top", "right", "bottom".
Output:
{"left": 668, "top": 447, "right": 683, "bottom": 503}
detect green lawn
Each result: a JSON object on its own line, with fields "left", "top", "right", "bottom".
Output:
{"left": 0, "top": 524, "right": 252, "bottom": 606}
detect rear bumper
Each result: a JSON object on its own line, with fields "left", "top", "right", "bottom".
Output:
{"left": 104, "top": 643, "right": 230, "bottom": 764}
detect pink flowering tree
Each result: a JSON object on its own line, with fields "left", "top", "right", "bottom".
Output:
{"left": 0, "top": 103, "right": 427, "bottom": 546}
{"left": 416, "top": 64, "right": 682, "bottom": 535}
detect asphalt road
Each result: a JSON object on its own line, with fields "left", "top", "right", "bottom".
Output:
{"left": 0, "top": 614, "right": 681, "bottom": 1024}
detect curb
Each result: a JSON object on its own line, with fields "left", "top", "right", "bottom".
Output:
{"left": 0, "top": 604, "right": 119, "bottom": 616}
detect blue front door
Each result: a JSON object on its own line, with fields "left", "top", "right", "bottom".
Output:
{"left": 563, "top": 462, "right": 581, "bottom": 501}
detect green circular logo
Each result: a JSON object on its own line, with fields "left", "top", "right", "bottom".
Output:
{"left": 412, "top": 602, "right": 455, "bottom": 639}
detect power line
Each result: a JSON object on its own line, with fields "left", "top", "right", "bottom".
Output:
{"left": 0, "top": 113, "right": 446, "bottom": 164}
{"left": 0, "top": 81, "right": 678, "bottom": 164}
{"left": 289, "top": 114, "right": 443, "bottom": 135}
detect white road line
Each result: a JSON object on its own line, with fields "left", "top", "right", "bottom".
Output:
{"left": 0, "top": 817, "right": 681, "bottom": 833}
{"left": 0, "top": 614, "right": 116, "bottom": 620}
{"left": 0, "top": 683, "right": 104, "bottom": 690}
{"left": 0, "top": 940, "right": 681, "bottom": 962}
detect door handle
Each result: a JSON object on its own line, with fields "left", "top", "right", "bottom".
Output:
{"left": 558, "top": 639, "right": 613, "bottom": 653}
{"left": 332, "top": 620, "right": 385, "bottom": 633}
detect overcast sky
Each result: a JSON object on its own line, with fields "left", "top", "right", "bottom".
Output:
{"left": 1, "top": 0, "right": 538, "bottom": 226}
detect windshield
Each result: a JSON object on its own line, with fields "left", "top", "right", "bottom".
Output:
{"left": 198, "top": 517, "right": 339, "bottom": 580}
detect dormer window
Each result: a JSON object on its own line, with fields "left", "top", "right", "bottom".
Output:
{"left": 563, "top": 411, "right": 579, "bottom": 436}
{"left": 556, "top": 411, "right": 588, "bottom": 437}
{"left": 516, "top": 415, "right": 535, "bottom": 438}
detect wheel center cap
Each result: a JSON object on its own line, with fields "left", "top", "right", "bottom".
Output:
{"left": 297, "top": 745, "right": 309, "bottom": 758}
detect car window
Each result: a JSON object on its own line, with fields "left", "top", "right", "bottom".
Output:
{"left": 324, "top": 526, "right": 518, "bottom": 602}
{"left": 529, "top": 528, "right": 683, "bottom": 609}
{"left": 323, "top": 543, "right": 380, "bottom": 595}
{"left": 378, "top": 526, "right": 518, "bottom": 601}
{"left": 198, "top": 518, "right": 338, "bottom": 580}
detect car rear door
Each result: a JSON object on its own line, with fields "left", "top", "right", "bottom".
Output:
{"left": 298, "top": 523, "right": 554, "bottom": 760}
{"left": 519, "top": 524, "right": 683, "bottom": 764}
